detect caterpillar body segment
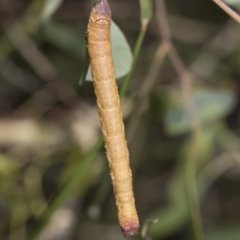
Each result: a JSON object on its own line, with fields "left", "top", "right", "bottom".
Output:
{"left": 86, "top": 0, "right": 139, "bottom": 237}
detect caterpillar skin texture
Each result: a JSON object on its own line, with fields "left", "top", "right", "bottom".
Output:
{"left": 86, "top": 0, "right": 139, "bottom": 237}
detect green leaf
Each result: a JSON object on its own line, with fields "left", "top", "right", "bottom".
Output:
{"left": 40, "top": 0, "right": 64, "bottom": 22}
{"left": 139, "top": 0, "right": 154, "bottom": 24}
{"left": 149, "top": 127, "right": 218, "bottom": 239}
{"left": 206, "top": 227, "right": 240, "bottom": 240}
{"left": 85, "top": 21, "right": 133, "bottom": 81}
{"left": 164, "top": 89, "right": 236, "bottom": 136}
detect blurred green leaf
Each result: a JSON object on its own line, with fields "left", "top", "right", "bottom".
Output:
{"left": 24, "top": 166, "right": 47, "bottom": 218}
{"left": 206, "top": 227, "right": 240, "bottom": 240}
{"left": 40, "top": 0, "right": 64, "bottom": 22}
{"left": 139, "top": 0, "right": 154, "bottom": 24}
{"left": 149, "top": 127, "right": 217, "bottom": 238}
{"left": 223, "top": 0, "right": 240, "bottom": 7}
{"left": 86, "top": 21, "right": 133, "bottom": 81}
{"left": 164, "top": 89, "right": 236, "bottom": 136}
{"left": 27, "top": 138, "right": 103, "bottom": 240}
{"left": 42, "top": 22, "right": 85, "bottom": 58}
{"left": 20, "top": 0, "right": 48, "bottom": 34}
{"left": 0, "top": 0, "right": 47, "bottom": 62}
{"left": 0, "top": 154, "right": 20, "bottom": 179}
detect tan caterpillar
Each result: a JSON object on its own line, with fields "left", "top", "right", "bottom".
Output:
{"left": 86, "top": 0, "right": 139, "bottom": 237}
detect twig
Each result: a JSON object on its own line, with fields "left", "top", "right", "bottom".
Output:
{"left": 213, "top": 0, "right": 240, "bottom": 24}
{"left": 155, "top": 1, "right": 202, "bottom": 240}
{"left": 155, "top": 0, "right": 199, "bottom": 133}
{"left": 138, "top": 43, "right": 168, "bottom": 99}
{"left": 127, "top": 42, "right": 168, "bottom": 140}
{"left": 3, "top": 23, "right": 78, "bottom": 105}
{"left": 120, "top": 26, "right": 147, "bottom": 98}
{"left": 4, "top": 23, "right": 59, "bottom": 82}
{"left": 190, "top": 21, "right": 240, "bottom": 80}
{"left": 184, "top": 134, "right": 204, "bottom": 240}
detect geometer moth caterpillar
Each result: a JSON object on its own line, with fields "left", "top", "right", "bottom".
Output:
{"left": 86, "top": 0, "right": 139, "bottom": 237}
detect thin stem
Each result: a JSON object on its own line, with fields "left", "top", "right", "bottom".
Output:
{"left": 0, "top": 0, "right": 46, "bottom": 63}
{"left": 79, "top": 0, "right": 95, "bottom": 85}
{"left": 4, "top": 23, "right": 58, "bottom": 82}
{"left": 79, "top": 50, "right": 90, "bottom": 86}
{"left": 168, "top": 46, "right": 199, "bottom": 132}
{"left": 185, "top": 134, "right": 204, "bottom": 240}
{"left": 127, "top": 42, "right": 168, "bottom": 140}
{"left": 213, "top": 0, "right": 240, "bottom": 24}
{"left": 27, "top": 137, "right": 103, "bottom": 240}
{"left": 155, "top": 1, "right": 202, "bottom": 239}
{"left": 138, "top": 43, "right": 168, "bottom": 100}
{"left": 3, "top": 23, "right": 78, "bottom": 106}
{"left": 155, "top": 0, "right": 199, "bottom": 133}
{"left": 120, "top": 26, "right": 147, "bottom": 98}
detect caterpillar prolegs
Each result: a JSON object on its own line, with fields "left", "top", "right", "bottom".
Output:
{"left": 86, "top": 0, "right": 139, "bottom": 237}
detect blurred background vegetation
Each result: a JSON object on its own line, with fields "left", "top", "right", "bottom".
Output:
{"left": 0, "top": 0, "right": 240, "bottom": 239}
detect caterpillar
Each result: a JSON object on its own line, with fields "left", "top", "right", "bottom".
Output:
{"left": 86, "top": 0, "right": 139, "bottom": 237}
